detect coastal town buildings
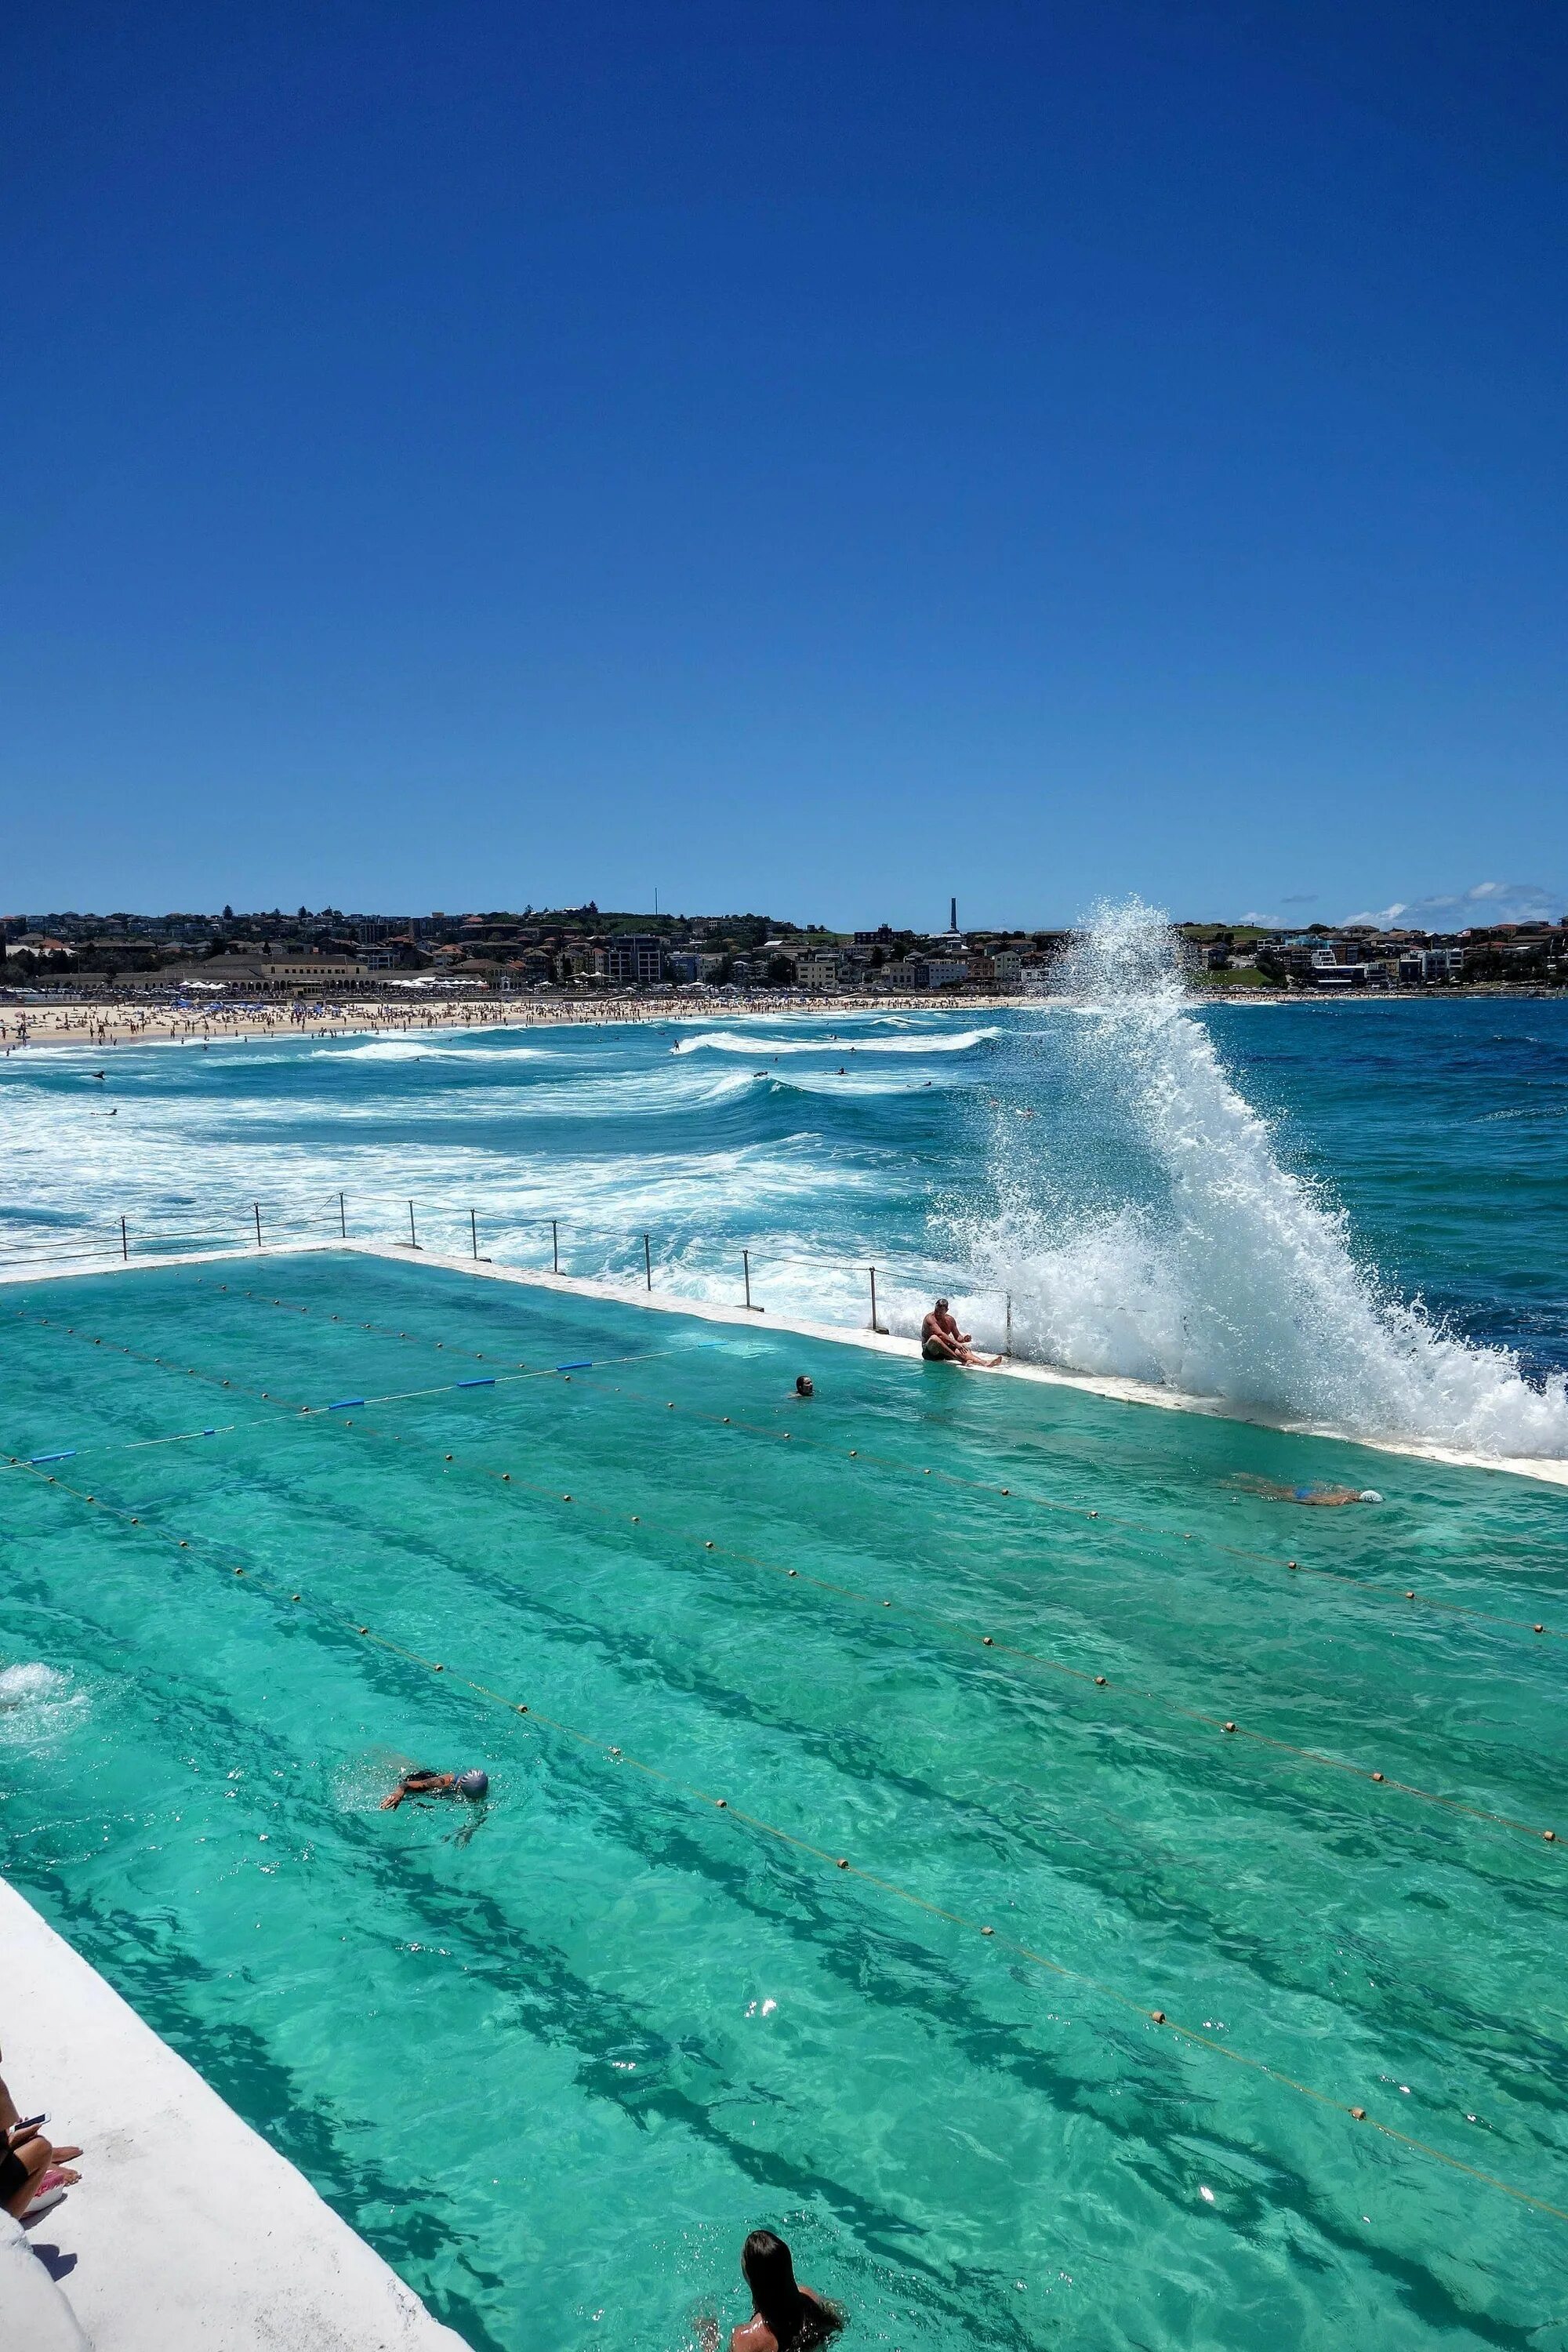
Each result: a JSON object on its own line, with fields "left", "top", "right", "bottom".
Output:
{"left": 2, "top": 907, "right": 1564, "bottom": 1001}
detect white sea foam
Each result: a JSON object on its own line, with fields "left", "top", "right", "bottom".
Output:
{"left": 674, "top": 1029, "right": 997, "bottom": 1058}
{"left": 308, "top": 1040, "right": 550, "bottom": 1063}
{"left": 951, "top": 899, "right": 1568, "bottom": 1457}
{"left": 0, "top": 1660, "right": 85, "bottom": 1747}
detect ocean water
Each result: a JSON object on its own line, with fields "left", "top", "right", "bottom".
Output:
{"left": 3, "top": 910, "right": 1567, "bottom": 1462}
{"left": 2, "top": 1256, "right": 1566, "bottom": 2350}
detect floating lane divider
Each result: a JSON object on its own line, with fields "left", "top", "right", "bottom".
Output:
{"left": 327, "top": 1398, "right": 365, "bottom": 1412}
{"left": 458, "top": 1377, "right": 496, "bottom": 1388}
{"left": 13, "top": 1450, "right": 1568, "bottom": 2235}
{"left": 600, "top": 1375, "right": 1568, "bottom": 1647}
{"left": 5, "top": 1307, "right": 1562, "bottom": 1846}
{"left": 5, "top": 1425, "right": 233, "bottom": 1472}
{"left": 182, "top": 1277, "right": 1565, "bottom": 1643}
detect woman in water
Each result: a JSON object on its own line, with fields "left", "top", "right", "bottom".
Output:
{"left": 728, "top": 2231, "right": 842, "bottom": 2352}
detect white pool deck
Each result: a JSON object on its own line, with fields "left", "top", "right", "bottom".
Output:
{"left": 0, "top": 1879, "right": 467, "bottom": 2350}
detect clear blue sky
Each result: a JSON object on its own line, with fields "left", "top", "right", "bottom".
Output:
{"left": 3, "top": 1, "right": 1564, "bottom": 927}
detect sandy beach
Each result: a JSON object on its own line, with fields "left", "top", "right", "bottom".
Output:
{"left": 0, "top": 989, "right": 1025, "bottom": 1052}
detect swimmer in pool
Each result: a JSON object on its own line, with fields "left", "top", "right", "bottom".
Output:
{"left": 381, "top": 1766, "right": 490, "bottom": 1809}
{"left": 1230, "top": 1475, "right": 1384, "bottom": 1507}
{"left": 795, "top": 1374, "right": 814, "bottom": 1398}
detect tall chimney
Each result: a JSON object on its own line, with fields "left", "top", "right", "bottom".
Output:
{"left": 950, "top": 896, "right": 958, "bottom": 933}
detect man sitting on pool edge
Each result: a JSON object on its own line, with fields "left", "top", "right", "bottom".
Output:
{"left": 920, "top": 1299, "right": 1001, "bottom": 1368}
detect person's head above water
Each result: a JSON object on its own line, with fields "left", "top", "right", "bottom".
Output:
{"left": 795, "top": 1374, "right": 814, "bottom": 1397}
{"left": 1359, "top": 1490, "right": 1384, "bottom": 1504}
{"left": 455, "top": 1769, "right": 489, "bottom": 1799}
{"left": 742, "top": 2232, "right": 803, "bottom": 2325}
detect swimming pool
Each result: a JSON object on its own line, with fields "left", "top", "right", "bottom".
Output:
{"left": 2, "top": 1252, "right": 1566, "bottom": 2349}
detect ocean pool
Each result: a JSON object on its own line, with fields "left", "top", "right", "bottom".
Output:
{"left": 2, "top": 1250, "right": 1566, "bottom": 2349}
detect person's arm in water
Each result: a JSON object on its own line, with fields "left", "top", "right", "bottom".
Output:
{"left": 382, "top": 1769, "right": 455, "bottom": 1809}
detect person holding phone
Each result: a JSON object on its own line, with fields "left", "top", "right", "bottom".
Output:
{"left": 0, "top": 2054, "right": 82, "bottom": 2218}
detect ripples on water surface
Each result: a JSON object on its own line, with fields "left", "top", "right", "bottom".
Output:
{"left": 3, "top": 987, "right": 1567, "bottom": 1457}
{"left": 1, "top": 1257, "right": 1566, "bottom": 2350}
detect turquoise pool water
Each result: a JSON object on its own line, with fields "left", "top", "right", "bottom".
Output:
{"left": 2, "top": 1251, "right": 1566, "bottom": 2349}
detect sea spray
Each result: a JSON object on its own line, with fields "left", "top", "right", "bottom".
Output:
{"left": 951, "top": 898, "right": 1568, "bottom": 1456}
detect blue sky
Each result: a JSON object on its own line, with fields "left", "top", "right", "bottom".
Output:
{"left": 2, "top": 1, "right": 1564, "bottom": 927}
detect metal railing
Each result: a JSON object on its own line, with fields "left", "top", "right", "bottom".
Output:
{"left": 0, "top": 1190, "right": 1016, "bottom": 1350}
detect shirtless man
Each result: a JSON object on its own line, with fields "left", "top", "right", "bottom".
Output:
{"left": 920, "top": 1298, "right": 1000, "bottom": 1367}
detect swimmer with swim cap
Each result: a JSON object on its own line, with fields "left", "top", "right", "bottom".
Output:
{"left": 1232, "top": 1475, "right": 1384, "bottom": 1508}
{"left": 381, "top": 1766, "right": 489, "bottom": 1809}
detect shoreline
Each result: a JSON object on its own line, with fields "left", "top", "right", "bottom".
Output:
{"left": 4, "top": 1234, "right": 1564, "bottom": 1488}
{"left": 2, "top": 985, "right": 1564, "bottom": 1057}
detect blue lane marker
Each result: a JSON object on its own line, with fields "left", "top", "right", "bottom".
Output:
{"left": 202, "top": 1428, "right": 216, "bottom": 1436}
{"left": 30, "top": 1450, "right": 75, "bottom": 1465}
{"left": 326, "top": 1398, "right": 365, "bottom": 1412}
{"left": 457, "top": 1377, "right": 495, "bottom": 1388}
{"left": 556, "top": 1360, "right": 593, "bottom": 1371}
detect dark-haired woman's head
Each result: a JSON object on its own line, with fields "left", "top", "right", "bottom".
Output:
{"left": 742, "top": 2231, "right": 797, "bottom": 2316}
{"left": 740, "top": 2233, "right": 841, "bottom": 2347}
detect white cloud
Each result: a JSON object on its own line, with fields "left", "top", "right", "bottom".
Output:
{"left": 1341, "top": 880, "right": 1566, "bottom": 930}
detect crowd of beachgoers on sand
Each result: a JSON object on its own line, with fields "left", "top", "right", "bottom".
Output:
{"left": 0, "top": 989, "right": 1013, "bottom": 1053}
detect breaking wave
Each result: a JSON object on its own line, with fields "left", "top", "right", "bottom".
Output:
{"left": 674, "top": 1029, "right": 998, "bottom": 1058}
{"left": 952, "top": 898, "right": 1568, "bottom": 1457}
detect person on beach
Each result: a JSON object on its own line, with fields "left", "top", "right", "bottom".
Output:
{"left": 381, "top": 1766, "right": 489, "bottom": 1809}
{"left": 921, "top": 1298, "right": 1000, "bottom": 1367}
{"left": 728, "top": 2231, "right": 842, "bottom": 2352}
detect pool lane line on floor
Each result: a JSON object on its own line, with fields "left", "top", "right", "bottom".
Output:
{"left": 13, "top": 1288, "right": 1564, "bottom": 1651}
{"left": 173, "top": 1278, "right": 1568, "bottom": 1644}
{"left": 13, "top": 1453, "right": 1568, "bottom": 2238}
{"left": 5, "top": 1317, "right": 1561, "bottom": 1844}
{"left": 7, "top": 1310, "right": 1563, "bottom": 1849}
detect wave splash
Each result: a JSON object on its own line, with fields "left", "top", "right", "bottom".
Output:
{"left": 674, "top": 1029, "right": 997, "bottom": 1058}
{"left": 955, "top": 898, "right": 1568, "bottom": 1457}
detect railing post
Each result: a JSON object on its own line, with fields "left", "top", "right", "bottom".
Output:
{"left": 339, "top": 1191, "right": 347, "bottom": 1239}
{"left": 408, "top": 1200, "right": 419, "bottom": 1250}
{"left": 253, "top": 1201, "right": 263, "bottom": 1249}
{"left": 121, "top": 1215, "right": 129, "bottom": 1262}
{"left": 551, "top": 1219, "right": 559, "bottom": 1275}
{"left": 1005, "top": 1290, "right": 1012, "bottom": 1357}
{"left": 743, "top": 1249, "right": 752, "bottom": 1312}
{"left": 644, "top": 1232, "right": 652, "bottom": 1290}
{"left": 470, "top": 1207, "right": 478, "bottom": 1260}
{"left": 869, "top": 1265, "right": 887, "bottom": 1334}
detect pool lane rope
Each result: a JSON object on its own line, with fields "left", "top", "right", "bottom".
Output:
{"left": 5, "top": 1306, "right": 1564, "bottom": 1846}
{"left": 177, "top": 1279, "right": 1568, "bottom": 1645}
{"left": 11, "top": 1292, "right": 1564, "bottom": 1650}
{"left": 13, "top": 1449, "right": 1568, "bottom": 2234}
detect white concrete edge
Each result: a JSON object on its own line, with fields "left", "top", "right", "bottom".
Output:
{"left": 3, "top": 1235, "right": 1565, "bottom": 1490}
{"left": 0, "top": 1875, "right": 469, "bottom": 2351}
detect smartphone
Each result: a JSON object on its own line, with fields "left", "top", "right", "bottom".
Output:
{"left": 13, "top": 2114, "right": 47, "bottom": 2133}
